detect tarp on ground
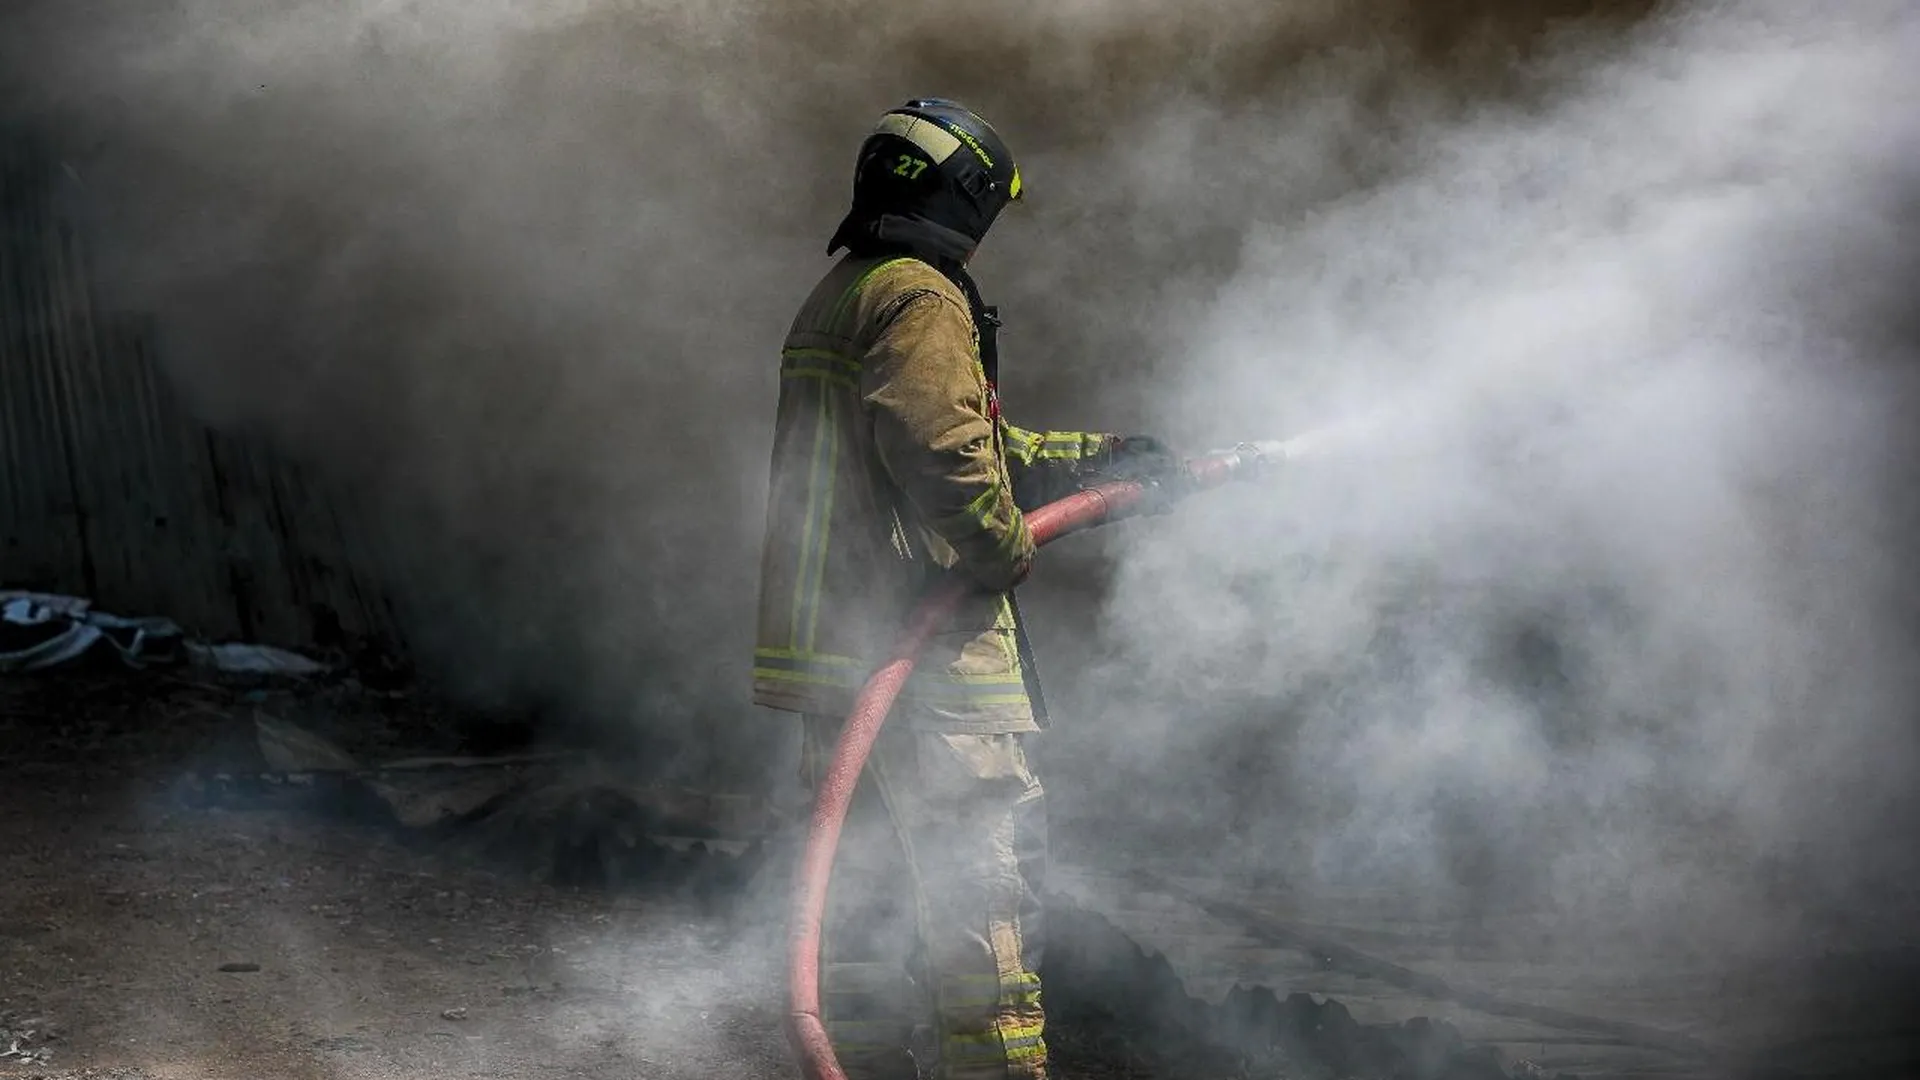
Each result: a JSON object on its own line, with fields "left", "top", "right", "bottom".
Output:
{"left": 0, "top": 590, "right": 326, "bottom": 676}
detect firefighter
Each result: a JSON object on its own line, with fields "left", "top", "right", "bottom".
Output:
{"left": 754, "top": 98, "right": 1185, "bottom": 1079}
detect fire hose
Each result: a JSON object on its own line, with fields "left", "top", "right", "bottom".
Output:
{"left": 785, "top": 438, "right": 1306, "bottom": 1080}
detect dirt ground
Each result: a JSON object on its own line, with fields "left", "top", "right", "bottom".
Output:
{"left": 0, "top": 668, "right": 1300, "bottom": 1080}
{"left": 7, "top": 669, "right": 1918, "bottom": 1080}
{"left": 0, "top": 670, "right": 797, "bottom": 1080}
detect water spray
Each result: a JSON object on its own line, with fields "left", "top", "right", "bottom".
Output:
{"left": 784, "top": 436, "right": 1317, "bottom": 1080}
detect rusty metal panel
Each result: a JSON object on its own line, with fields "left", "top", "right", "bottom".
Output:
{"left": 0, "top": 134, "right": 406, "bottom": 659}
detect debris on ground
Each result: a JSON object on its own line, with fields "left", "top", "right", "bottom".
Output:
{"left": 2, "top": 662, "right": 776, "bottom": 905}
{"left": 0, "top": 590, "right": 328, "bottom": 677}
{"left": 172, "top": 712, "right": 784, "bottom": 897}
{"left": 0, "top": 1010, "right": 58, "bottom": 1066}
{"left": 184, "top": 641, "right": 328, "bottom": 677}
{"left": 0, "top": 592, "right": 183, "bottom": 672}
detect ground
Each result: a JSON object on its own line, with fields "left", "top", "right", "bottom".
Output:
{"left": 5, "top": 669, "right": 1917, "bottom": 1080}
{"left": 0, "top": 669, "right": 795, "bottom": 1080}
{"left": 0, "top": 668, "right": 1270, "bottom": 1080}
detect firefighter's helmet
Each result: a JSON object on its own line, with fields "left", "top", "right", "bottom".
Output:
{"left": 831, "top": 98, "right": 1023, "bottom": 254}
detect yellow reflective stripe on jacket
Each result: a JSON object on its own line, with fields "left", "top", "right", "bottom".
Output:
{"left": 755, "top": 647, "right": 865, "bottom": 665}
{"left": 1002, "top": 425, "right": 1042, "bottom": 461}
{"left": 828, "top": 256, "right": 916, "bottom": 334}
{"left": 907, "top": 670, "right": 1029, "bottom": 707}
{"left": 1002, "top": 424, "right": 1107, "bottom": 464}
{"left": 787, "top": 385, "right": 836, "bottom": 648}
{"left": 754, "top": 648, "right": 864, "bottom": 688}
{"left": 779, "top": 348, "right": 861, "bottom": 390}
{"left": 781, "top": 260, "right": 916, "bottom": 653}
{"left": 800, "top": 388, "right": 843, "bottom": 651}
{"left": 995, "top": 512, "right": 1032, "bottom": 563}
{"left": 935, "top": 478, "right": 1023, "bottom": 545}
{"left": 958, "top": 476, "right": 1004, "bottom": 521}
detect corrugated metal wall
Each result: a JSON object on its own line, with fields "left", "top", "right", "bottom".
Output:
{"left": 1, "top": 136, "right": 406, "bottom": 656}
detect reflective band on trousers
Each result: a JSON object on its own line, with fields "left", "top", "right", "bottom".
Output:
{"left": 944, "top": 1022, "right": 1047, "bottom": 1061}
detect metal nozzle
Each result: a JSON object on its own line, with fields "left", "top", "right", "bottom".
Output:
{"left": 1206, "top": 424, "right": 1355, "bottom": 470}
{"left": 1199, "top": 437, "right": 1312, "bottom": 476}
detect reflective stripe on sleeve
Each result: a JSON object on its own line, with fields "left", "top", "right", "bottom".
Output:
{"left": 780, "top": 348, "right": 861, "bottom": 390}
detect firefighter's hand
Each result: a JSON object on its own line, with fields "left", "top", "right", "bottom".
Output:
{"left": 966, "top": 540, "right": 1034, "bottom": 593}
{"left": 968, "top": 551, "right": 1032, "bottom": 593}
{"left": 1106, "top": 435, "right": 1191, "bottom": 514}
{"left": 1007, "top": 551, "right": 1034, "bottom": 590}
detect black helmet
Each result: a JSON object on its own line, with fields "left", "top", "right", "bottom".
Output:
{"left": 827, "top": 98, "right": 1024, "bottom": 262}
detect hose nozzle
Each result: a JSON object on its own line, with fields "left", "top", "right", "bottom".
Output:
{"left": 1230, "top": 432, "right": 1338, "bottom": 463}
{"left": 1187, "top": 427, "right": 1348, "bottom": 489}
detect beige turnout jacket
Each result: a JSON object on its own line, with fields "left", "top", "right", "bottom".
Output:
{"left": 753, "top": 254, "right": 1117, "bottom": 733}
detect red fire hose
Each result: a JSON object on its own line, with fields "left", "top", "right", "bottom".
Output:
{"left": 784, "top": 445, "right": 1282, "bottom": 1080}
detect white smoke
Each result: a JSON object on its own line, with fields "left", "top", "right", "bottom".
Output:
{"left": 1066, "top": 0, "right": 1920, "bottom": 963}
{"left": 4, "top": 0, "right": 1918, "bottom": 1068}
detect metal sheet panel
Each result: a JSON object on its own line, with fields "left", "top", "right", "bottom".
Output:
{"left": 0, "top": 135, "right": 406, "bottom": 658}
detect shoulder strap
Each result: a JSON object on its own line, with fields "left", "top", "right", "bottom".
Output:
{"left": 949, "top": 266, "right": 1002, "bottom": 386}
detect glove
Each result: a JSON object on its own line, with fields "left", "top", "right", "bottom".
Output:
{"left": 1007, "top": 551, "right": 1034, "bottom": 590}
{"left": 1105, "top": 435, "right": 1191, "bottom": 514}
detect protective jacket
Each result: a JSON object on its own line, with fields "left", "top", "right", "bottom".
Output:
{"left": 754, "top": 254, "right": 1116, "bottom": 733}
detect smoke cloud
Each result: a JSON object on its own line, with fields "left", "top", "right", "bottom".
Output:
{"left": 1054, "top": 0, "right": 1920, "bottom": 970}
{"left": 5, "top": 0, "right": 1918, "bottom": 1061}
{"left": 0, "top": 0, "right": 1675, "bottom": 767}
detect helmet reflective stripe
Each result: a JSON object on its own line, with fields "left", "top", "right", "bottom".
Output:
{"left": 915, "top": 113, "right": 997, "bottom": 171}
{"left": 873, "top": 112, "right": 962, "bottom": 165}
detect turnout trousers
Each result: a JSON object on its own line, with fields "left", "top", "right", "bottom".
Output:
{"left": 801, "top": 712, "right": 1049, "bottom": 1080}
